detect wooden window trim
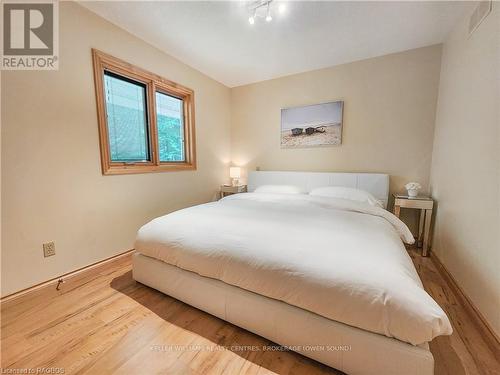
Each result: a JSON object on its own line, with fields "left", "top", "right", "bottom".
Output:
{"left": 92, "top": 49, "right": 196, "bottom": 175}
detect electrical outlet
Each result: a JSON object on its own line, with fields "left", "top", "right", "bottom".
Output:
{"left": 43, "top": 241, "right": 56, "bottom": 257}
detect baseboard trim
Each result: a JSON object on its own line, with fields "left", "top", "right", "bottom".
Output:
{"left": 430, "top": 251, "right": 500, "bottom": 357}
{"left": 0, "top": 249, "right": 135, "bottom": 304}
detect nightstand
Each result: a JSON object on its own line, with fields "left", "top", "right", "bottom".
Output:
{"left": 393, "top": 194, "right": 434, "bottom": 257}
{"left": 220, "top": 185, "right": 247, "bottom": 199}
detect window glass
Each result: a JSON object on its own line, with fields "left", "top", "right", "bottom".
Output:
{"left": 156, "top": 91, "right": 185, "bottom": 162}
{"left": 104, "top": 72, "right": 150, "bottom": 162}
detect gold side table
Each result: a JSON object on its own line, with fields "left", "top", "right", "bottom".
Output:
{"left": 393, "top": 194, "right": 434, "bottom": 256}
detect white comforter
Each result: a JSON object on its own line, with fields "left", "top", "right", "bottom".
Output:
{"left": 135, "top": 193, "right": 452, "bottom": 345}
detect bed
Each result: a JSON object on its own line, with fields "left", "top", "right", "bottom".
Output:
{"left": 133, "top": 171, "right": 452, "bottom": 375}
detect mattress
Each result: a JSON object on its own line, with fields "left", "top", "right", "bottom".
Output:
{"left": 135, "top": 192, "right": 452, "bottom": 345}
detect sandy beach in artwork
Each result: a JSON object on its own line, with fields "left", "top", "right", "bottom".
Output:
{"left": 281, "top": 123, "right": 342, "bottom": 147}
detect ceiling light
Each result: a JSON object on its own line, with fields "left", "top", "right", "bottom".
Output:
{"left": 249, "top": 8, "right": 256, "bottom": 24}
{"left": 247, "top": 0, "right": 282, "bottom": 25}
{"left": 266, "top": 3, "right": 272, "bottom": 22}
{"left": 278, "top": 3, "right": 286, "bottom": 13}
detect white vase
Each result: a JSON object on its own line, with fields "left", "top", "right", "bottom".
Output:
{"left": 407, "top": 189, "right": 418, "bottom": 198}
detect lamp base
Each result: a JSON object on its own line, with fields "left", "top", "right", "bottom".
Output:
{"left": 231, "top": 178, "right": 239, "bottom": 187}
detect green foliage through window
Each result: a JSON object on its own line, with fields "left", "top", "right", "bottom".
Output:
{"left": 156, "top": 92, "right": 185, "bottom": 162}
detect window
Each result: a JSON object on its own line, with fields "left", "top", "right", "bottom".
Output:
{"left": 104, "top": 72, "right": 150, "bottom": 163}
{"left": 156, "top": 91, "right": 184, "bottom": 162}
{"left": 92, "top": 49, "right": 195, "bottom": 174}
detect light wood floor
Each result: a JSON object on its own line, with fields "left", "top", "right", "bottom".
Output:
{"left": 1, "top": 249, "right": 499, "bottom": 375}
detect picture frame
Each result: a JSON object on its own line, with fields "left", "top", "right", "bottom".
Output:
{"left": 281, "top": 101, "right": 344, "bottom": 148}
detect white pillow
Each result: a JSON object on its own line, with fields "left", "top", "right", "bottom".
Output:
{"left": 309, "top": 186, "right": 383, "bottom": 207}
{"left": 254, "top": 185, "right": 304, "bottom": 194}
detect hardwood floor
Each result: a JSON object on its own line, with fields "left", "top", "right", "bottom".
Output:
{"left": 409, "top": 249, "right": 500, "bottom": 375}
{"left": 1, "top": 249, "right": 499, "bottom": 375}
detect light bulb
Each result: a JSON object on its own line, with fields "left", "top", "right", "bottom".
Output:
{"left": 278, "top": 4, "right": 286, "bottom": 13}
{"left": 248, "top": 16, "right": 255, "bottom": 24}
{"left": 266, "top": 3, "right": 272, "bottom": 22}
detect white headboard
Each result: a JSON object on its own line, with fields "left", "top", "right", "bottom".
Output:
{"left": 248, "top": 171, "right": 390, "bottom": 208}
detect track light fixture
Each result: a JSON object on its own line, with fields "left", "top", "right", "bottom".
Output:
{"left": 248, "top": 0, "right": 285, "bottom": 25}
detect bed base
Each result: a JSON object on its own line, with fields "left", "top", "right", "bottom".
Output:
{"left": 132, "top": 252, "right": 434, "bottom": 375}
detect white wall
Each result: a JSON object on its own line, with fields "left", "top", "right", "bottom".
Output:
{"left": 1, "top": 2, "right": 231, "bottom": 296}
{"left": 230, "top": 46, "right": 442, "bottom": 196}
{"left": 430, "top": 3, "right": 500, "bottom": 336}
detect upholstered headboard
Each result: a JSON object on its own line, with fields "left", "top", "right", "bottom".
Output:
{"left": 247, "top": 171, "right": 390, "bottom": 208}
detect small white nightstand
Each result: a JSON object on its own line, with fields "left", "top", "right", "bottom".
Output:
{"left": 393, "top": 194, "right": 434, "bottom": 257}
{"left": 220, "top": 185, "right": 247, "bottom": 199}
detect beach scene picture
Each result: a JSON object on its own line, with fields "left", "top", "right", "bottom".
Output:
{"left": 281, "top": 101, "right": 343, "bottom": 148}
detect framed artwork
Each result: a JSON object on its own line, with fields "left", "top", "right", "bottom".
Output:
{"left": 281, "top": 101, "right": 343, "bottom": 148}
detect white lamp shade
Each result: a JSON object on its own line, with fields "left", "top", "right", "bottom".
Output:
{"left": 229, "top": 167, "right": 241, "bottom": 179}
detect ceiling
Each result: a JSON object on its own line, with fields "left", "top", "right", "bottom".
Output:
{"left": 80, "top": 1, "right": 472, "bottom": 87}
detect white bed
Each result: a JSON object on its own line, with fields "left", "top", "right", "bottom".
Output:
{"left": 133, "top": 171, "right": 452, "bottom": 375}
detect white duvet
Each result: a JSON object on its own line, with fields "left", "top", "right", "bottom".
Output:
{"left": 135, "top": 193, "right": 452, "bottom": 345}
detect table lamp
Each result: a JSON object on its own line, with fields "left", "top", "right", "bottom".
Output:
{"left": 229, "top": 167, "right": 241, "bottom": 187}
